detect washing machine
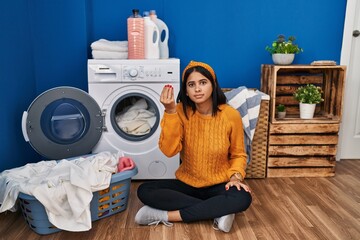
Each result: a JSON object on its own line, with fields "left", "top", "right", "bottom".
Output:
{"left": 21, "top": 59, "right": 180, "bottom": 180}
{"left": 87, "top": 59, "right": 180, "bottom": 179}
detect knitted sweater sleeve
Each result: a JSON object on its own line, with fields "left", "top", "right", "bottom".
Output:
{"left": 158, "top": 106, "right": 183, "bottom": 157}
{"left": 226, "top": 107, "right": 248, "bottom": 180}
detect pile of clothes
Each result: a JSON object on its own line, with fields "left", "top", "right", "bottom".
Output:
{"left": 0, "top": 152, "right": 130, "bottom": 231}
{"left": 91, "top": 39, "right": 128, "bottom": 59}
{"left": 116, "top": 98, "right": 156, "bottom": 136}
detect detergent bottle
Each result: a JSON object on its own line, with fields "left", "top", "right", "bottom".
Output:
{"left": 127, "top": 9, "right": 145, "bottom": 59}
{"left": 149, "top": 10, "right": 169, "bottom": 59}
{"left": 143, "top": 11, "right": 160, "bottom": 59}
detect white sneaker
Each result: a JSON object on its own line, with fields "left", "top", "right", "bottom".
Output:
{"left": 213, "top": 214, "right": 235, "bottom": 233}
{"left": 135, "top": 205, "right": 173, "bottom": 227}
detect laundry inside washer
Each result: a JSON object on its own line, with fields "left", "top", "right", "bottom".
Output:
{"left": 115, "top": 96, "right": 157, "bottom": 136}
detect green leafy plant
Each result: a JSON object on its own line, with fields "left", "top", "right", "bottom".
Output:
{"left": 266, "top": 34, "right": 303, "bottom": 54}
{"left": 293, "top": 84, "right": 324, "bottom": 104}
{"left": 276, "top": 104, "right": 286, "bottom": 112}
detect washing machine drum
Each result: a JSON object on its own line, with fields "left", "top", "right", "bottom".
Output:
{"left": 22, "top": 87, "right": 103, "bottom": 159}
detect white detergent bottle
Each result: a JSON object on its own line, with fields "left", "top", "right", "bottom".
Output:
{"left": 143, "top": 11, "right": 160, "bottom": 59}
{"left": 150, "top": 10, "right": 169, "bottom": 59}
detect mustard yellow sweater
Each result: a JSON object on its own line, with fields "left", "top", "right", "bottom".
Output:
{"left": 159, "top": 104, "right": 247, "bottom": 188}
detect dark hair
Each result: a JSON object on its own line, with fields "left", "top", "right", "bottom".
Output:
{"left": 177, "top": 66, "right": 227, "bottom": 119}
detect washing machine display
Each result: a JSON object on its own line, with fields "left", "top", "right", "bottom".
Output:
{"left": 88, "top": 59, "right": 180, "bottom": 179}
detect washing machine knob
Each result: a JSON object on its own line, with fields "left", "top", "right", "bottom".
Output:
{"left": 129, "top": 69, "right": 138, "bottom": 77}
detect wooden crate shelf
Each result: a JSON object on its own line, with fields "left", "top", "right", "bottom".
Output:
{"left": 261, "top": 64, "right": 346, "bottom": 177}
{"left": 261, "top": 64, "right": 346, "bottom": 124}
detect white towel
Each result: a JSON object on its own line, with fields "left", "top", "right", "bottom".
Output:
{"left": 91, "top": 39, "right": 128, "bottom": 52}
{"left": 92, "top": 50, "right": 128, "bottom": 59}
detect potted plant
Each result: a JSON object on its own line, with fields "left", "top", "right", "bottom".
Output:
{"left": 265, "top": 34, "right": 303, "bottom": 65}
{"left": 276, "top": 104, "right": 286, "bottom": 119}
{"left": 293, "top": 84, "right": 324, "bottom": 119}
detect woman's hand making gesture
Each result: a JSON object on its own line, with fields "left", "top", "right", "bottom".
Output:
{"left": 160, "top": 84, "right": 177, "bottom": 114}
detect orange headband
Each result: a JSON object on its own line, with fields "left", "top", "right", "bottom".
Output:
{"left": 182, "top": 60, "right": 216, "bottom": 81}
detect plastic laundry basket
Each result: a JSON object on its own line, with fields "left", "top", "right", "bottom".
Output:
{"left": 18, "top": 167, "right": 138, "bottom": 235}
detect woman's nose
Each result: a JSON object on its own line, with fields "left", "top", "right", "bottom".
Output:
{"left": 195, "top": 84, "right": 201, "bottom": 92}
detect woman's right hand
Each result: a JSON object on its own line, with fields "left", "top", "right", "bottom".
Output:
{"left": 160, "top": 84, "right": 176, "bottom": 114}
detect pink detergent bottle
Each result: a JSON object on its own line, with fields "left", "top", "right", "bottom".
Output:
{"left": 127, "top": 9, "right": 145, "bottom": 59}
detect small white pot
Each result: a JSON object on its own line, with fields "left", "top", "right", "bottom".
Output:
{"left": 299, "top": 103, "right": 316, "bottom": 119}
{"left": 272, "top": 53, "right": 295, "bottom": 65}
{"left": 277, "top": 111, "right": 286, "bottom": 119}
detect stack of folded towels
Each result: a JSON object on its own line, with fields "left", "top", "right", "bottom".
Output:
{"left": 91, "top": 39, "right": 128, "bottom": 59}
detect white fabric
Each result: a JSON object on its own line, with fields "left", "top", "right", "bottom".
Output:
{"left": 92, "top": 50, "right": 128, "bottom": 59}
{"left": 91, "top": 39, "right": 128, "bottom": 52}
{"left": 0, "top": 160, "right": 57, "bottom": 212}
{"left": 0, "top": 152, "right": 119, "bottom": 232}
{"left": 116, "top": 98, "right": 156, "bottom": 135}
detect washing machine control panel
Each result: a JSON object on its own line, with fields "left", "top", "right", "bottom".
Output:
{"left": 122, "top": 64, "right": 178, "bottom": 82}
{"left": 123, "top": 66, "right": 144, "bottom": 79}
{"left": 88, "top": 59, "right": 180, "bottom": 83}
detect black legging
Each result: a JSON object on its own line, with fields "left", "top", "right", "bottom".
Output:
{"left": 137, "top": 179, "right": 252, "bottom": 222}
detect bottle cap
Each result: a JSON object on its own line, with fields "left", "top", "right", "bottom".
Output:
{"left": 132, "top": 9, "right": 140, "bottom": 17}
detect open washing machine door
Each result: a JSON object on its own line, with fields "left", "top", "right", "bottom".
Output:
{"left": 21, "top": 87, "right": 104, "bottom": 159}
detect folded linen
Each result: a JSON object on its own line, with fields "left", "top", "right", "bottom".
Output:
{"left": 91, "top": 39, "right": 128, "bottom": 52}
{"left": 92, "top": 50, "right": 128, "bottom": 59}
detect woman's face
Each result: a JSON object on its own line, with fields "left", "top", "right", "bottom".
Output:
{"left": 186, "top": 71, "right": 213, "bottom": 105}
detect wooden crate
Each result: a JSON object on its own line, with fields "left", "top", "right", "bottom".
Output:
{"left": 267, "top": 122, "right": 337, "bottom": 177}
{"left": 261, "top": 64, "right": 346, "bottom": 123}
{"left": 261, "top": 65, "right": 346, "bottom": 177}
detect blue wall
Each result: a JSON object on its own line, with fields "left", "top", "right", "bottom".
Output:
{"left": 0, "top": 0, "right": 347, "bottom": 171}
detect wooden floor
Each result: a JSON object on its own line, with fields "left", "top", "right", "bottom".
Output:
{"left": 1, "top": 160, "right": 359, "bottom": 240}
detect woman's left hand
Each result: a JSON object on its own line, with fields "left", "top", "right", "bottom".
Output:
{"left": 225, "top": 180, "right": 252, "bottom": 193}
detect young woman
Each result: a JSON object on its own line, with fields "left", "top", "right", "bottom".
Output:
{"left": 135, "top": 60, "right": 252, "bottom": 233}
